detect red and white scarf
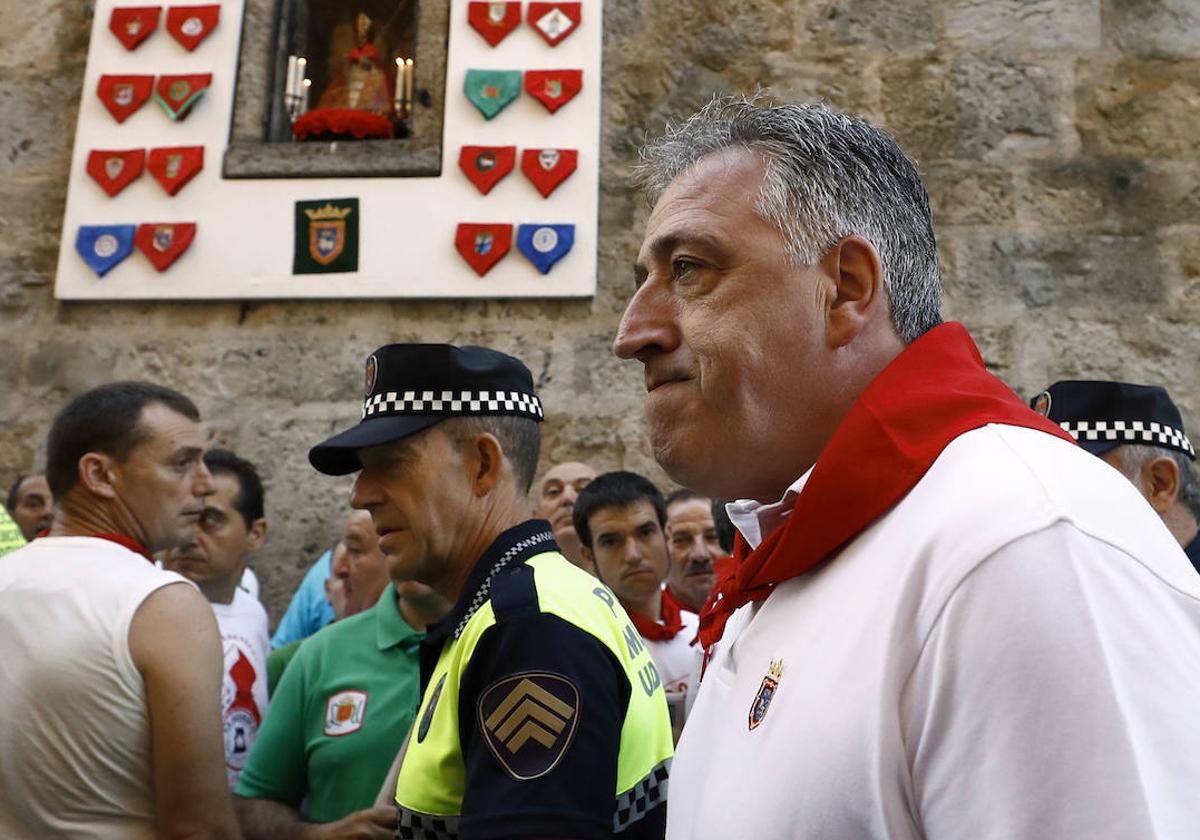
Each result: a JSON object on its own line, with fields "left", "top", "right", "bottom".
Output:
{"left": 697, "top": 322, "right": 1074, "bottom": 649}
{"left": 630, "top": 590, "right": 685, "bottom": 642}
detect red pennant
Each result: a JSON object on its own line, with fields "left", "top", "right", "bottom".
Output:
{"left": 520, "top": 148, "right": 578, "bottom": 198}
{"left": 109, "top": 6, "right": 161, "bottom": 50}
{"left": 458, "top": 146, "right": 516, "bottom": 195}
{"left": 455, "top": 223, "right": 512, "bottom": 276}
{"left": 86, "top": 149, "right": 146, "bottom": 197}
{"left": 146, "top": 145, "right": 204, "bottom": 195}
{"left": 154, "top": 73, "right": 212, "bottom": 120}
{"left": 135, "top": 222, "right": 197, "bottom": 271}
{"left": 524, "top": 69, "right": 582, "bottom": 114}
{"left": 97, "top": 74, "right": 154, "bottom": 123}
{"left": 165, "top": 5, "right": 220, "bottom": 51}
{"left": 467, "top": 1, "right": 521, "bottom": 46}
{"left": 526, "top": 2, "right": 581, "bottom": 46}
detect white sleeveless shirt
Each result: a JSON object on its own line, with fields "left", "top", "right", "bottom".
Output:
{"left": 0, "top": 536, "right": 190, "bottom": 838}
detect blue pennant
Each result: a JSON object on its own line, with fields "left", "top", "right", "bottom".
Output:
{"left": 516, "top": 224, "right": 574, "bottom": 274}
{"left": 76, "top": 224, "right": 136, "bottom": 277}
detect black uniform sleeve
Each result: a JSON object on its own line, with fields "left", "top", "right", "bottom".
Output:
{"left": 457, "top": 563, "right": 631, "bottom": 840}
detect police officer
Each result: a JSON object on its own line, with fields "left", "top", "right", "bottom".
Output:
{"left": 1033, "top": 380, "right": 1200, "bottom": 572}
{"left": 308, "top": 344, "right": 673, "bottom": 840}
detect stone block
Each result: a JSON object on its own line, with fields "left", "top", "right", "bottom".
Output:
{"left": 803, "top": 0, "right": 935, "bottom": 50}
{"left": 1104, "top": 0, "right": 1200, "bottom": 58}
{"left": 0, "top": 74, "right": 78, "bottom": 178}
{"left": 950, "top": 55, "right": 1064, "bottom": 159}
{"left": 943, "top": 0, "right": 1101, "bottom": 49}
{"left": 923, "top": 162, "right": 1016, "bottom": 226}
{"left": 1021, "top": 159, "right": 1200, "bottom": 232}
{"left": 1076, "top": 58, "right": 1200, "bottom": 159}
{"left": 25, "top": 340, "right": 119, "bottom": 396}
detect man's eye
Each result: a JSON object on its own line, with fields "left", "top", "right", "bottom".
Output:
{"left": 672, "top": 258, "right": 698, "bottom": 277}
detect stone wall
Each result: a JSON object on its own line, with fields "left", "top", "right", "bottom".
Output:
{"left": 2, "top": 0, "right": 1197, "bottom": 621}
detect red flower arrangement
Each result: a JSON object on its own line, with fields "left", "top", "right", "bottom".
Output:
{"left": 292, "top": 108, "right": 394, "bottom": 141}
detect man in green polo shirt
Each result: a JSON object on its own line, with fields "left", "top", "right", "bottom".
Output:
{"left": 234, "top": 568, "right": 448, "bottom": 836}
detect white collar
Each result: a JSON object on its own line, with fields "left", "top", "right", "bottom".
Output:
{"left": 725, "top": 466, "right": 815, "bottom": 550}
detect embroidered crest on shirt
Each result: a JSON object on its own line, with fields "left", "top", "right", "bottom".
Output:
{"left": 748, "top": 659, "right": 783, "bottom": 731}
{"left": 324, "top": 690, "right": 369, "bottom": 736}
{"left": 479, "top": 672, "right": 578, "bottom": 780}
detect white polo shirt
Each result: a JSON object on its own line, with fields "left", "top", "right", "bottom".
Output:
{"left": 668, "top": 424, "right": 1200, "bottom": 839}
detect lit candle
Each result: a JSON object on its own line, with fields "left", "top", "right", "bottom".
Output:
{"left": 295, "top": 57, "right": 307, "bottom": 99}
{"left": 394, "top": 57, "right": 404, "bottom": 115}
{"left": 286, "top": 55, "right": 298, "bottom": 98}
{"left": 302, "top": 77, "right": 311, "bottom": 113}
{"left": 404, "top": 58, "right": 414, "bottom": 105}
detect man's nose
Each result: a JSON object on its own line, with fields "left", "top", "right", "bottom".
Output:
{"left": 351, "top": 472, "right": 381, "bottom": 510}
{"left": 193, "top": 458, "right": 216, "bottom": 497}
{"left": 613, "top": 277, "right": 679, "bottom": 361}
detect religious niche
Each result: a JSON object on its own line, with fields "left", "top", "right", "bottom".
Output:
{"left": 224, "top": 0, "right": 449, "bottom": 178}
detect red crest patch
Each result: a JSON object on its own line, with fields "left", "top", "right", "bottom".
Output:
{"left": 520, "top": 148, "right": 578, "bottom": 198}
{"left": 526, "top": 2, "right": 581, "bottom": 47}
{"left": 467, "top": 1, "right": 522, "bottom": 46}
{"left": 86, "top": 149, "right": 146, "bottom": 198}
{"left": 153, "top": 73, "right": 212, "bottom": 121}
{"left": 147, "top": 145, "right": 204, "bottom": 196}
{"left": 109, "top": 6, "right": 161, "bottom": 50}
{"left": 523, "top": 69, "right": 582, "bottom": 114}
{"left": 97, "top": 74, "right": 154, "bottom": 123}
{"left": 455, "top": 223, "right": 512, "bottom": 276}
{"left": 165, "top": 5, "right": 221, "bottom": 51}
{"left": 458, "top": 145, "right": 516, "bottom": 195}
{"left": 134, "top": 222, "right": 197, "bottom": 272}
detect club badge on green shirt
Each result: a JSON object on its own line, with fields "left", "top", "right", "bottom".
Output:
{"left": 294, "top": 198, "right": 359, "bottom": 275}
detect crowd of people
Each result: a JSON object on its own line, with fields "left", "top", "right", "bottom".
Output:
{"left": 2, "top": 95, "right": 1200, "bottom": 839}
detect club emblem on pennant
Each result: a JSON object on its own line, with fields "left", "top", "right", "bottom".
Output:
{"left": 76, "top": 225, "right": 136, "bottom": 277}
{"left": 527, "top": 2, "right": 581, "bottom": 46}
{"left": 459, "top": 145, "right": 516, "bottom": 195}
{"left": 464, "top": 69, "right": 522, "bottom": 120}
{"left": 86, "top": 149, "right": 146, "bottom": 198}
{"left": 323, "top": 690, "right": 369, "bottom": 736}
{"left": 524, "top": 69, "right": 582, "bottom": 114}
{"left": 97, "top": 74, "right": 154, "bottom": 123}
{"left": 479, "top": 672, "right": 579, "bottom": 780}
{"left": 147, "top": 145, "right": 204, "bottom": 196}
{"left": 165, "top": 4, "right": 220, "bottom": 50}
{"left": 517, "top": 224, "right": 575, "bottom": 275}
{"left": 520, "top": 148, "right": 577, "bottom": 198}
{"left": 153, "top": 73, "right": 212, "bottom": 121}
{"left": 294, "top": 198, "right": 360, "bottom": 275}
{"left": 135, "top": 221, "right": 197, "bottom": 271}
{"left": 455, "top": 223, "right": 512, "bottom": 276}
{"left": 467, "top": 1, "right": 521, "bottom": 46}
{"left": 748, "top": 659, "right": 783, "bottom": 731}
{"left": 109, "top": 6, "right": 161, "bottom": 50}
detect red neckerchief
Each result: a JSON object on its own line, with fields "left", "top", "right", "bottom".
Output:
{"left": 697, "top": 322, "right": 1075, "bottom": 650}
{"left": 92, "top": 533, "right": 155, "bottom": 563}
{"left": 661, "top": 585, "right": 694, "bottom": 616}
{"left": 629, "top": 590, "right": 685, "bottom": 642}
{"left": 346, "top": 43, "right": 379, "bottom": 63}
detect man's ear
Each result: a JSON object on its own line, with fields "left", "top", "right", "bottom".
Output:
{"left": 78, "top": 452, "right": 119, "bottom": 499}
{"left": 580, "top": 544, "right": 595, "bottom": 567}
{"left": 820, "top": 235, "right": 885, "bottom": 349}
{"left": 1141, "top": 456, "right": 1181, "bottom": 514}
{"left": 246, "top": 518, "right": 268, "bottom": 551}
{"left": 469, "top": 432, "right": 508, "bottom": 497}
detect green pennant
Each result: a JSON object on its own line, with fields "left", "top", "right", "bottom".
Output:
{"left": 464, "top": 69, "right": 522, "bottom": 120}
{"left": 294, "top": 198, "right": 359, "bottom": 275}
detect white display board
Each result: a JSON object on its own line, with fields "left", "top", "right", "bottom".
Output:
{"left": 55, "top": 0, "right": 601, "bottom": 299}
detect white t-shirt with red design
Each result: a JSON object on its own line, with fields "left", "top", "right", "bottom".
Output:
{"left": 211, "top": 588, "right": 270, "bottom": 789}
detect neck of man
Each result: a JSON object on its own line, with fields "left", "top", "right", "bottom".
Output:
{"left": 439, "top": 495, "right": 531, "bottom": 604}
{"left": 1163, "top": 502, "right": 1199, "bottom": 549}
{"left": 667, "top": 582, "right": 703, "bottom": 614}
{"left": 623, "top": 589, "right": 662, "bottom": 623}
{"left": 397, "top": 588, "right": 449, "bottom": 631}
{"left": 50, "top": 493, "right": 151, "bottom": 550}
{"left": 198, "top": 570, "right": 243, "bottom": 605}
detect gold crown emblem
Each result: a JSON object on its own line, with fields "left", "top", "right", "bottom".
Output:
{"left": 304, "top": 202, "right": 353, "bottom": 221}
{"left": 767, "top": 659, "right": 784, "bottom": 680}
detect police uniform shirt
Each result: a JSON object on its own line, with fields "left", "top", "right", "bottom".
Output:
{"left": 398, "top": 520, "right": 672, "bottom": 840}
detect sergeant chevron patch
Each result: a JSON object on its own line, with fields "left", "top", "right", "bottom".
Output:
{"left": 479, "top": 672, "right": 578, "bottom": 780}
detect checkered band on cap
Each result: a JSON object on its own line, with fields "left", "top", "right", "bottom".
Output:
{"left": 1060, "top": 420, "right": 1196, "bottom": 458}
{"left": 395, "top": 807, "right": 459, "bottom": 840}
{"left": 362, "top": 389, "right": 544, "bottom": 421}
{"left": 613, "top": 758, "right": 670, "bottom": 832}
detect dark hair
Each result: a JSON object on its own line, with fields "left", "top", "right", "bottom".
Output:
{"left": 665, "top": 487, "right": 703, "bottom": 509}
{"left": 442, "top": 415, "right": 542, "bottom": 494}
{"left": 710, "top": 498, "right": 736, "bottom": 554}
{"left": 45, "top": 382, "right": 200, "bottom": 499}
{"left": 5, "top": 474, "right": 28, "bottom": 515}
{"left": 573, "top": 471, "right": 666, "bottom": 549}
{"left": 203, "top": 449, "right": 265, "bottom": 525}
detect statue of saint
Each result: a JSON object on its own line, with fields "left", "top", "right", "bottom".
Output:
{"left": 316, "top": 12, "right": 394, "bottom": 114}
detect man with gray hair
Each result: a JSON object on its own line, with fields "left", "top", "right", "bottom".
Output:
{"left": 614, "top": 94, "right": 1200, "bottom": 838}
{"left": 1033, "top": 380, "right": 1200, "bottom": 572}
